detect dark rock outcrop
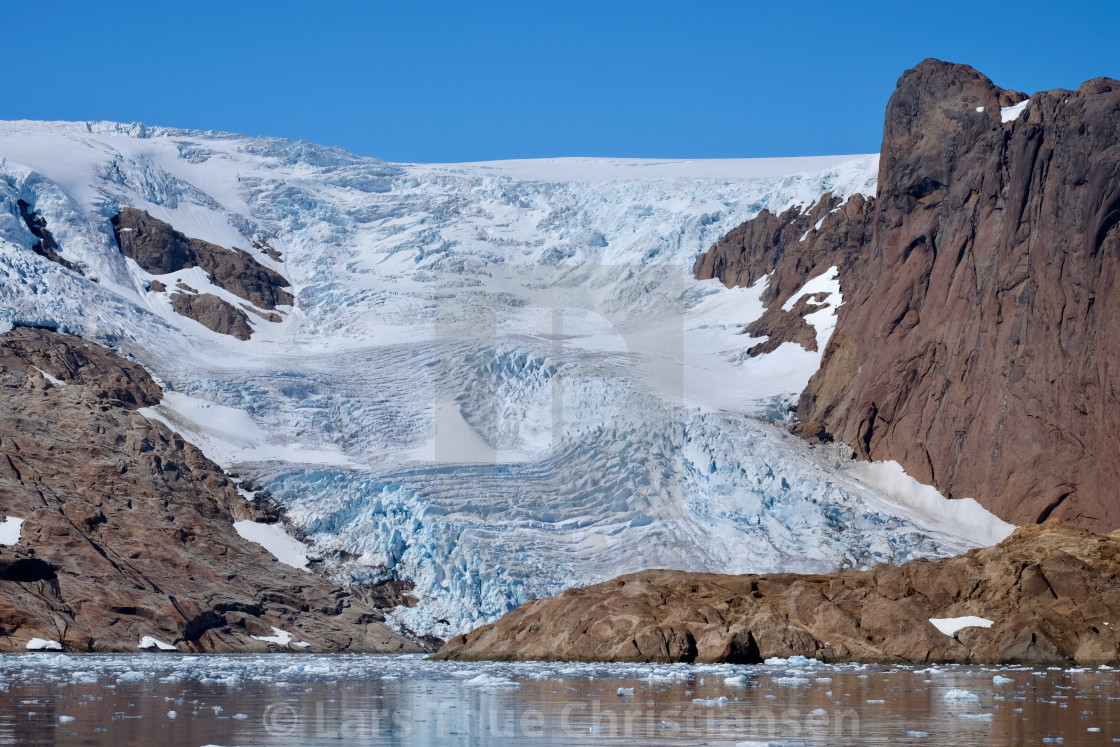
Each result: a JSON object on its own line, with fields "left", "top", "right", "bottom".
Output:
{"left": 251, "top": 235, "right": 283, "bottom": 262}
{"left": 111, "top": 207, "right": 293, "bottom": 310}
{"left": 696, "top": 192, "right": 874, "bottom": 356}
{"left": 435, "top": 521, "right": 1120, "bottom": 665}
{"left": 696, "top": 60, "right": 1120, "bottom": 532}
{"left": 0, "top": 325, "right": 428, "bottom": 653}
{"left": 15, "top": 200, "right": 84, "bottom": 275}
{"left": 170, "top": 292, "right": 254, "bottom": 340}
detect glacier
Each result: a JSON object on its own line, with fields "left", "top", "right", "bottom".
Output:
{"left": 0, "top": 120, "right": 1013, "bottom": 637}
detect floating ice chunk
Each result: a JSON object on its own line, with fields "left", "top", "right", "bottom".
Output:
{"left": 943, "top": 689, "right": 980, "bottom": 702}
{"left": 232, "top": 713, "right": 248, "bottom": 719}
{"left": 25, "top": 638, "right": 62, "bottom": 651}
{"left": 724, "top": 675, "right": 748, "bottom": 686}
{"left": 907, "top": 731, "right": 929, "bottom": 737}
{"left": 764, "top": 655, "right": 815, "bottom": 666}
{"left": 960, "top": 712, "right": 993, "bottom": 720}
{"left": 810, "top": 708, "right": 828, "bottom": 716}
{"left": 233, "top": 521, "right": 310, "bottom": 571}
{"left": 167, "top": 710, "right": 177, "bottom": 719}
{"left": 138, "top": 636, "right": 176, "bottom": 651}
{"left": 58, "top": 715, "right": 75, "bottom": 723}
{"left": 993, "top": 675, "right": 1014, "bottom": 685}
{"left": 0, "top": 517, "right": 24, "bottom": 546}
{"left": 1001, "top": 99, "right": 1030, "bottom": 123}
{"left": 117, "top": 671, "right": 147, "bottom": 683}
{"left": 929, "top": 616, "right": 994, "bottom": 637}
{"left": 691, "top": 696, "right": 729, "bottom": 706}
{"left": 772, "top": 676, "right": 810, "bottom": 686}
{"left": 976, "top": 106, "right": 986, "bottom": 113}
{"left": 867, "top": 699, "right": 885, "bottom": 703}
{"left": 617, "top": 687, "right": 634, "bottom": 696}
{"left": 463, "top": 674, "right": 521, "bottom": 688}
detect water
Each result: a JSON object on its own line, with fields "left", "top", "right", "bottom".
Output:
{"left": 0, "top": 654, "right": 1116, "bottom": 745}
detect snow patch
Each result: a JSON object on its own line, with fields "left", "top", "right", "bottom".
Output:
{"left": 250, "top": 626, "right": 309, "bottom": 648}
{"left": 138, "top": 636, "right": 176, "bottom": 651}
{"left": 781, "top": 266, "right": 841, "bottom": 312}
{"left": 0, "top": 516, "right": 23, "bottom": 546}
{"left": 846, "top": 460, "right": 1016, "bottom": 547}
{"left": 141, "top": 391, "right": 353, "bottom": 468}
{"left": 1001, "top": 99, "right": 1030, "bottom": 123}
{"left": 31, "top": 366, "right": 65, "bottom": 386}
{"left": 233, "top": 520, "right": 310, "bottom": 571}
{"left": 930, "top": 616, "right": 994, "bottom": 637}
{"left": 26, "top": 638, "right": 62, "bottom": 650}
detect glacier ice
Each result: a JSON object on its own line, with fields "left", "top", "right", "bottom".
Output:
{"left": 0, "top": 120, "right": 1012, "bottom": 637}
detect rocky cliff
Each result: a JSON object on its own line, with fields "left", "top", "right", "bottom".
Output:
{"left": 0, "top": 325, "right": 428, "bottom": 653}
{"left": 435, "top": 521, "right": 1120, "bottom": 665}
{"left": 696, "top": 60, "right": 1120, "bottom": 532}
{"left": 110, "top": 208, "right": 292, "bottom": 339}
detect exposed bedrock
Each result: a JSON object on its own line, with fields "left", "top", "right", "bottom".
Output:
{"left": 0, "top": 325, "right": 428, "bottom": 653}
{"left": 110, "top": 207, "right": 293, "bottom": 310}
{"left": 697, "top": 59, "right": 1120, "bottom": 532}
{"left": 435, "top": 521, "right": 1120, "bottom": 665}
{"left": 169, "top": 291, "right": 254, "bottom": 340}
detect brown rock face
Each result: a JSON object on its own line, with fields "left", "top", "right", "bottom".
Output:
{"left": 696, "top": 59, "right": 1120, "bottom": 532}
{"left": 170, "top": 291, "right": 254, "bottom": 340}
{"left": 0, "top": 326, "right": 428, "bottom": 653}
{"left": 695, "top": 192, "right": 873, "bottom": 309}
{"left": 434, "top": 521, "right": 1120, "bottom": 665}
{"left": 111, "top": 207, "right": 293, "bottom": 310}
{"left": 695, "top": 192, "right": 874, "bottom": 355}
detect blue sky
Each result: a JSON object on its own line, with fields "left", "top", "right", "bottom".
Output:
{"left": 5, "top": 1, "right": 1118, "bottom": 162}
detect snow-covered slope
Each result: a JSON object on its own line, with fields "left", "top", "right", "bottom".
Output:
{"left": 0, "top": 120, "right": 1012, "bottom": 637}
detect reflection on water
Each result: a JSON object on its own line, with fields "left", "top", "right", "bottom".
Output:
{"left": 0, "top": 654, "right": 1116, "bottom": 745}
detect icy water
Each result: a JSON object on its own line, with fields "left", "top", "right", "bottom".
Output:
{"left": 0, "top": 654, "right": 1116, "bottom": 745}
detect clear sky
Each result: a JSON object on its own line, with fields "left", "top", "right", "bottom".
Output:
{"left": 5, "top": 1, "right": 1118, "bottom": 163}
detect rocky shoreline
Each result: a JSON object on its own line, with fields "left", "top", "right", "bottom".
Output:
{"left": 434, "top": 521, "right": 1120, "bottom": 665}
